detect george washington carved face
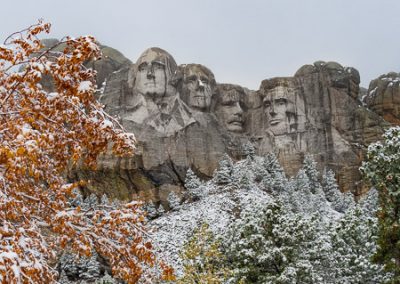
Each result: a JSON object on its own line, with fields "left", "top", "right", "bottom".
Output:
{"left": 133, "top": 47, "right": 177, "bottom": 98}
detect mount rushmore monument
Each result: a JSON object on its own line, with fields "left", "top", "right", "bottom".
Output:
{"left": 65, "top": 43, "right": 398, "bottom": 205}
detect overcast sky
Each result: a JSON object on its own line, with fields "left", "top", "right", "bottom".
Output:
{"left": 1, "top": 0, "right": 399, "bottom": 89}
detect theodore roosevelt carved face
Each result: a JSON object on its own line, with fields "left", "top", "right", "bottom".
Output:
{"left": 214, "top": 84, "right": 246, "bottom": 133}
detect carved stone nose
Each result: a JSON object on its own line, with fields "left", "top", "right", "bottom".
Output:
{"left": 269, "top": 104, "right": 276, "bottom": 115}
{"left": 234, "top": 104, "right": 243, "bottom": 115}
{"left": 197, "top": 80, "right": 205, "bottom": 91}
{"left": 147, "top": 69, "right": 155, "bottom": 79}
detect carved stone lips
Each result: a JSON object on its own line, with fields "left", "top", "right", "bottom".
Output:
{"left": 229, "top": 119, "right": 243, "bottom": 125}
{"left": 269, "top": 119, "right": 282, "bottom": 125}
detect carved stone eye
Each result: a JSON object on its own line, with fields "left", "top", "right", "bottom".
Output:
{"left": 186, "top": 76, "right": 197, "bottom": 84}
{"left": 138, "top": 63, "right": 148, "bottom": 72}
{"left": 200, "top": 77, "right": 209, "bottom": 85}
{"left": 276, "top": 98, "right": 287, "bottom": 106}
{"left": 264, "top": 100, "right": 271, "bottom": 108}
{"left": 152, "top": 62, "right": 165, "bottom": 70}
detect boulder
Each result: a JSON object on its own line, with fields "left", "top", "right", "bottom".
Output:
{"left": 364, "top": 72, "right": 400, "bottom": 124}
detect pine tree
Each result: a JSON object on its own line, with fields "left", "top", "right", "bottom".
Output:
{"left": 144, "top": 201, "right": 158, "bottom": 220}
{"left": 327, "top": 206, "right": 391, "bottom": 283}
{"left": 79, "top": 251, "right": 101, "bottom": 281}
{"left": 225, "top": 202, "right": 321, "bottom": 283}
{"left": 361, "top": 126, "right": 400, "bottom": 279}
{"left": 322, "top": 169, "right": 341, "bottom": 203}
{"left": 214, "top": 154, "right": 234, "bottom": 185}
{"left": 185, "top": 167, "right": 203, "bottom": 200}
{"left": 96, "top": 272, "right": 116, "bottom": 284}
{"left": 167, "top": 192, "right": 181, "bottom": 210}
{"left": 178, "top": 223, "right": 232, "bottom": 284}
{"left": 261, "top": 153, "right": 286, "bottom": 193}
{"left": 242, "top": 141, "right": 256, "bottom": 160}
{"left": 158, "top": 204, "right": 166, "bottom": 215}
{"left": 359, "top": 188, "right": 379, "bottom": 217}
{"left": 302, "top": 155, "right": 322, "bottom": 194}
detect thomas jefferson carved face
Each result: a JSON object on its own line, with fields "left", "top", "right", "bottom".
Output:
{"left": 134, "top": 48, "right": 177, "bottom": 98}
{"left": 181, "top": 64, "right": 215, "bottom": 111}
{"left": 214, "top": 85, "right": 246, "bottom": 133}
{"left": 263, "top": 85, "right": 296, "bottom": 135}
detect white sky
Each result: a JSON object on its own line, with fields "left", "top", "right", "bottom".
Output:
{"left": 1, "top": 0, "right": 399, "bottom": 90}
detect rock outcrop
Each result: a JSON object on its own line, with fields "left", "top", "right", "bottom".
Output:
{"left": 254, "top": 62, "right": 388, "bottom": 194}
{"left": 365, "top": 72, "right": 400, "bottom": 124}
{"left": 84, "top": 47, "right": 393, "bottom": 202}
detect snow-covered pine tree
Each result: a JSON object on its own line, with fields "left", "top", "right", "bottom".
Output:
{"left": 158, "top": 204, "right": 166, "bottom": 215}
{"left": 242, "top": 141, "right": 256, "bottom": 160}
{"left": 326, "top": 206, "right": 391, "bottom": 283}
{"left": 261, "top": 153, "right": 286, "bottom": 193}
{"left": 185, "top": 167, "right": 204, "bottom": 200}
{"left": 361, "top": 127, "right": 400, "bottom": 279}
{"left": 288, "top": 170, "right": 314, "bottom": 213}
{"left": 96, "top": 272, "right": 116, "bottom": 284}
{"left": 144, "top": 201, "right": 159, "bottom": 220}
{"left": 302, "top": 155, "right": 322, "bottom": 194}
{"left": 322, "top": 168, "right": 342, "bottom": 203}
{"left": 359, "top": 188, "right": 379, "bottom": 217}
{"left": 82, "top": 193, "right": 99, "bottom": 211}
{"left": 225, "top": 202, "right": 322, "bottom": 283}
{"left": 214, "top": 154, "right": 234, "bottom": 185}
{"left": 79, "top": 251, "right": 101, "bottom": 281}
{"left": 167, "top": 192, "right": 181, "bottom": 210}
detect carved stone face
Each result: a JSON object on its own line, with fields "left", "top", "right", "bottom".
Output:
{"left": 133, "top": 48, "right": 177, "bottom": 98}
{"left": 263, "top": 86, "right": 296, "bottom": 135}
{"left": 182, "top": 65, "right": 214, "bottom": 111}
{"left": 215, "top": 88, "right": 245, "bottom": 133}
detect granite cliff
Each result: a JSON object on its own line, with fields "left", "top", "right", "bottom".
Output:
{"left": 67, "top": 45, "right": 396, "bottom": 203}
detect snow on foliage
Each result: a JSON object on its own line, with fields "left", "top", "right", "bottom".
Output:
{"left": 0, "top": 21, "right": 173, "bottom": 284}
{"left": 150, "top": 152, "right": 390, "bottom": 282}
{"left": 361, "top": 126, "right": 400, "bottom": 280}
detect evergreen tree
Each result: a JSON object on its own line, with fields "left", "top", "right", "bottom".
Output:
{"left": 167, "top": 192, "right": 181, "bottom": 210}
{"left": 143, "top": 201, "right": 158, "bottom": 220}
{"left": 178, "top": 223, "right": 232, "bottom": 284}
{"left": 79, "top": 251, "right": 101, "bottom": 281}
{"left": 242, "top": 141, "right": 256, "bottom": 160}
{"left": 96, "top": 272, "right": 116, "bottom": 284}
{"left": 261, "top": 153, "right": 286, "bottom": 193}
{"left": 185, "top": 167, "right": 203, "bottom": 200}
{"left": 158, "top": 204, "right": 166, "bottom": 215}
{"left": 82, "top": 193, "right": 99, "bottom": 211}
{"left": 361, "top": 126, "right": 400, "bottom": 279}
{"left": 225, "top": 202, "right": 321, "bottom": 283}
{"left": 214, "top": 154, "right": 234, "bottom": 185}
{"left": 359, "top": 188, "right": 379, "bottom": 217}
{"left": 302, "top": 155, "right": 322, "bottom": 194}
{"left": 322, "top": 168, "right": 341, "bottom": 203}
{"left": 327, "top": 206, "right": 391, "bottom": 283}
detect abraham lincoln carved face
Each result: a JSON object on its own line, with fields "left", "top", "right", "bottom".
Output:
{"left": 261, "top": 79, "right": 298, "bottom": 136}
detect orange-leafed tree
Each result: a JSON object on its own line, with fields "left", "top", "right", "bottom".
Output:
{"left": 0, "top": 20, "right": 174, "bottom": 283}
